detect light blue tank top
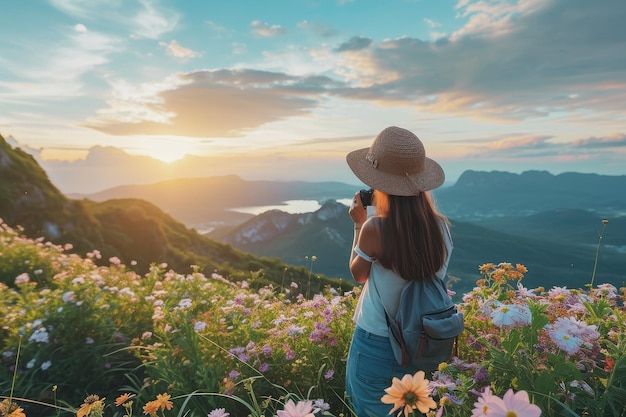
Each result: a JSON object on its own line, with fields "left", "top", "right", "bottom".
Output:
{"left": 352, "top": 221, "right": 453, "bottom": 336}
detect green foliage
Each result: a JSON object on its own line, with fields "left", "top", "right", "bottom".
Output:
{"left": 2, "top": 221, "right": 626, "bottom": 417}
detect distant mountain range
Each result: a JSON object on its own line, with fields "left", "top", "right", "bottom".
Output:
{"left": 73, "top": 162, "right": 626, "bottom": 293}
{"left": 435, "top": 169, "right": 626, "bottom": 219}
{"left": 3, "top": 132, "right": 625, "bottom": 295}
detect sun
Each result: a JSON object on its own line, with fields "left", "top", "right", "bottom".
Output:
{"left": 145, "top": 147, "right": 187, "bottom": 163}
{"left": 135, "top": 138, "right": 192, "bottom": 163}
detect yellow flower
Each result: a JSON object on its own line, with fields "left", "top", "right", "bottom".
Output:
{"left": 381, "top": 371, "right": 437, "bottom": 417}
{"left": 478, "top": 263, "right": 494, "bottom": 274}
{"left": 76, "top": 395, "right": 105, "bottom": 417}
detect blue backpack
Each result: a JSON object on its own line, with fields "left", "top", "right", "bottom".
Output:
{"left": 371, "top": 273, "right": 464, "bottom": 372}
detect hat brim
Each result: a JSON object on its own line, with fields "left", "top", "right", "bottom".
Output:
{"left": 346, "top": 148, "right": 445, "bottom": 195}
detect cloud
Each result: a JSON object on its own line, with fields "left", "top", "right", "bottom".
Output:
{"left": 573, "top": 134, "right": 626, "bottom": 149}
{"left": 49, "top": 0, "right": 179, "bottom": 39}
{"left": 329, "top": 0, "right": 626, "bottom": 120}
{"left": 159, "top": 40, "right": 199, "bottom": 59}
{"left": 250, "top": 20, "right": 287, "bottom": 37}
{"left": 297, "top": 20, "right": 339, "bottom": 38}
{"left": 74, "top": 23, "right": 87, "bottom": 32}
{"left": 131, "top": 0, "right": 179, "bottom": 39}
{"left": 335, "top": 36, "right": 372, "bottom": 52}
{"left": 84, "top": 69, "right": 345, "bottom": 137}
{"left": 0, "top": 26, "right": 121, "bottom": 101}
{"left": 461, "top": 131, "right": 626, "bottom": 162}
{"left": 424, "top": 18, "right": 442, "bottom": 28}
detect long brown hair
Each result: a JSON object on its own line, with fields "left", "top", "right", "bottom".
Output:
{"left": 374, "top": 190, "right": 449, "bottom": 282}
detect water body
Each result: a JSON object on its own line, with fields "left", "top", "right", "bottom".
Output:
{"left": 229, "top": 199, "right": 353, "bottom": 215}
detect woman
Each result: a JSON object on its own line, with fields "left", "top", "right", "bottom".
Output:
{"left": 344, "top": 126, "right": 452, "bottom": 417}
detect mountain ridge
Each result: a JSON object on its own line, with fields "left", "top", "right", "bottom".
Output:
{"left": 0, "top": 134, "right": 347, "bottom": 293}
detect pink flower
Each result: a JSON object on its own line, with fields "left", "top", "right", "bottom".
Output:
{"left": 276, "top": 399, "right": 314, "bottom": 417}
{"left": 488, "top": 389, "right": 541, "bottom": 417}
{"left": 471, "top": 387, "right": 498, "bottom": 417}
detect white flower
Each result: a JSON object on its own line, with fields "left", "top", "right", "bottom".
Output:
{"left": 62, "top": 291, "right": 76, "bottom": 303}
{"left": 41, "top": 360, "right": 52, "bottom": 370}
{"left": 29, "top": 327, "right": 50, "bottom": 344}
{"left": 14, "top": 273, "right": 30, "bottom": 285}
{"left": 490, "top": 303, "right": 532, "bottom": 327}
{"left": 177, "top": 298, "right": 193, "bottom": 310}
{"left": 27, "top": 359, "right": 36, "bottom": 369}
{"left": 548, "top": 327, "right": 583, "bottom": 355}
{"left": 71, "top": 276, "right": 85, "bottom": 285}
{"left": 194, "top": 321, "right": 207, "bottom": 332}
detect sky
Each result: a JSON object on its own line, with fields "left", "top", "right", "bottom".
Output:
{"left": 1, "top": 0, "right": 625, "bottom": 194}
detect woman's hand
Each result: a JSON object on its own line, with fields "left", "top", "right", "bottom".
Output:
{"left": 349, "top": 191, "right": 368, "bottom": 226}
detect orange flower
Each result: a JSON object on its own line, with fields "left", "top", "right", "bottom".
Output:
{"left": 0, "top": 400, "right": 26, "bottom": 417}
{"left": 515, "top": 263, "right": 528, "bottom": 274}
{"left": 76, "top": 395, "right": 105, "bottom": 417}
{"left": 479, "top": 263, "right": 494, "bottom": 274}
{"left": 605, "top": 357, "right": 615, "bottom": 372}
{"left": 143, "top": 400, "right": 159, "bottom": 416}
{"left": 155, "top": 393, "right": 174, "bottom": 411}
{"left": 115, "top": 393, "right": 134, "bottom": 406}
{"left": 381, "top": 371, "right": 437, "bottom": 417}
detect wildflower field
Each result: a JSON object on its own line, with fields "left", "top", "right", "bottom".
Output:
{"left": 1, "top": 218, "right": 625, "bottom": 417}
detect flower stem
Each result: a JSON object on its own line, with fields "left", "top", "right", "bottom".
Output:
{"left": 589, "top": 220, "right": 608, "bottom": 289}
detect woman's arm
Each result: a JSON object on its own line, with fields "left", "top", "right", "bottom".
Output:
{"left": 350, "top": 219, "right": 378, "bottom": 283}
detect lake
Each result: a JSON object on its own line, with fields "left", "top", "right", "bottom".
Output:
{"left": 229, "top": 199, "right": 352, "bottom": 215}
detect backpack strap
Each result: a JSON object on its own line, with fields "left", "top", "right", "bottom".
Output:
{"left": 368, "top": 269, "right": 394, "bottom": 327}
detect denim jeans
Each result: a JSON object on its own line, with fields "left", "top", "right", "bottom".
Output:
{"left": 345, "top": 326, "right": 417, "bottom": 417}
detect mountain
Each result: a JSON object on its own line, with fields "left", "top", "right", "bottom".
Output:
{"left": 0, "top": 134, "right": 349, "bottom": 292}
{"left": 211, "top": 200, "right": 354, "bottom": 279}
{"left": 76, "top": 176, "right": 357, "bottom": 227}
{"left": 434, "top": 170, "right": 626, "bottom": 220}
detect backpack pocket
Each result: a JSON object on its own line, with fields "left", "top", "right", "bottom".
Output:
{"left": 417, "top": 310, "right": 465, "bottom": 370}
{"left": 422, "top": 310, "right": 465, "bottom": 339}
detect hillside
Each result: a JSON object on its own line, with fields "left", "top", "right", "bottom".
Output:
{"left": 0, "top": 134, "right": 349, "bottom": 292}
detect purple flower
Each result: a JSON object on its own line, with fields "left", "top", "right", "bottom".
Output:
{"left": 262, "top": 344, "right": 272, "bottom": 357}
{"left": 208, "top": 408, "right": 230, "bottom": 417}
{"left": 473, "top": 366, "right": 489, "bottom": 387}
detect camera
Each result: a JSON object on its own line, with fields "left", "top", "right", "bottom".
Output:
{"left": 359, "top": 188, "right": 374, "bottom": 207}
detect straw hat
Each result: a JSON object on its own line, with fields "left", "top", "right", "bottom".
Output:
{"left": 346, "top": 126, "right": 444, "bottom": 196}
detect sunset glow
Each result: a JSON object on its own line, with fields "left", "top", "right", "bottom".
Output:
{"left": 0, "top": 0, "right": 624, "bottom": 193}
